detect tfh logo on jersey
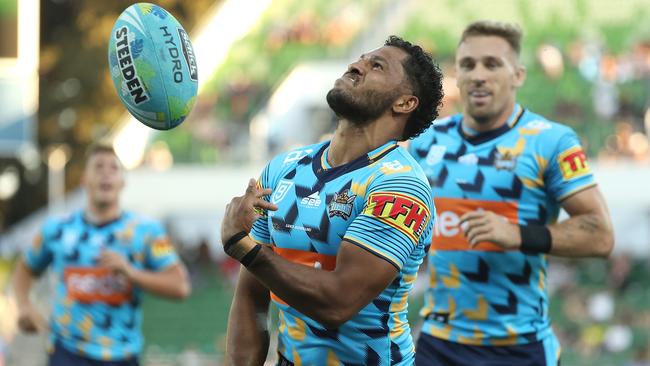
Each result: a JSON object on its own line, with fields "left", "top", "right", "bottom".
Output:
{"left": 364, "top": 192, "right": 430, "bottom": 243}
{"left": 328, "top": 189, "right": 356, "bottom": 219}
{"left": 151, "top": 237, "right": 174, "bottom": 257}
{"left": 558, "top": 146, "right": 590, "bottom": 181}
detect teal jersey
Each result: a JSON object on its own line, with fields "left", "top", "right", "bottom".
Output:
{"left": 408, "top": 105, "right": 596, "bottom": 346}
{"left": 251, "top": 140, "right": 434, "bottom": 365}
{"left": 23, "top": 211, "right": 178, "bottom": 361}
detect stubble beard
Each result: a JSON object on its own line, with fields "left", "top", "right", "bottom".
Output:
{"left": 326, "top": 86, "right": 400, "bottom": 127}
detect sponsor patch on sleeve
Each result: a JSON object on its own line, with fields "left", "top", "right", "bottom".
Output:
{"left": 558, "top": 146, "right": 590, "bottom": 181}
{"left": 151, "top": 238, "right": 174, "bottom": 257}
{"left": 363, "top": 192, "right": 430, "bottom": 243}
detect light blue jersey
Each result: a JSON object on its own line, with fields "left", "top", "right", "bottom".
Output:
{"left": 24, "top": 211, "right": 178, "bottom": 361}
{"left": 409, "top": 105, "right": 595, "bottom": 350}
{"left": 251, "top": 140, "right": 435, "bottom": 365}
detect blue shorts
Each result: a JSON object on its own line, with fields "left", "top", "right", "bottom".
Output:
{"left": 415, "top": 333, "right": 560, "bottom": 366}
{"left": 49, "top": 340, "right": 139, "bottom": 366}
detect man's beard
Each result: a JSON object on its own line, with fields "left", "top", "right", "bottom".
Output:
{"left": 326, "top": 86, "right": 400, "bottom": 126}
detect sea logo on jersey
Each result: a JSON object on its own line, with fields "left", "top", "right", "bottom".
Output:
{"left": 364, "top": 192, "right": 430, "bottom": 242}
{"left": 300, "top": 191, "right": 321, "bottom": 208}
{"left": 328, "top": 189, "right": 356, "bottom": 219}
{"left": 558, "top": 146, "right": 590, "bottom": 180}
{"left": 495, "top": 138, "right": 526, "bottom": 171}
{"left": 283, "top": 149, "right": 313, "bottom": 164}
{"left": 426, "top": 145, "right": 447, "bottom": 166}
{"left": 272, "top": 180, "right": 294, "bottom": 204}
{"left": 64, "top": 267, "right": 132, "bottom": 305}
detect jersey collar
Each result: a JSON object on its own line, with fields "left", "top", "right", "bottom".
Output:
{"left": 82, "top": 210, "right": 125, "bottom": 228}
{"left": 459, "top": 104, "right": 525, "bottom": 145}
{"left": 313, "top": 139, "right": 398, "bottom": 182}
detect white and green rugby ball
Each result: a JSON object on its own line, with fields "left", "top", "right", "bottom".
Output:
{"left": 108, "top": 3, "right": 198, "bottom": 130}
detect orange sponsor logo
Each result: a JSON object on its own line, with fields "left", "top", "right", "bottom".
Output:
{"left": 270, "top": 247, "right": 336, "bottom": 306}
{"left": 363, "top": 192, "right": 430, "bottom": 243}
{"left": 433, "top": 198, "right": 518, "bottom": 251}
{"left": 64, "top": 267, "right": 132, "bottom": 305}
{"left": 558, "top": 146, "right": 590, "bottom": 180}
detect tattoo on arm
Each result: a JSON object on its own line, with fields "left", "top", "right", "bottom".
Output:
{"left": 577, "top": 215, "right": 600, "bottom": 232}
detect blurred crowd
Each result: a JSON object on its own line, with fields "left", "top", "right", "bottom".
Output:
{"left": 546, "top": 255, "right": 650, "bottom": 365}
{"left": 146, "top": 26, "right": 650, "bottom": 168}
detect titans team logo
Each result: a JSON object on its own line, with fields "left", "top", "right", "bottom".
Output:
{"left": 495, "top": 138, "right": 526, "bottom": 171}
{"left": 328, "top": 189, "right": 356, "bottom": 219}
{"left": 494, "top": 150, "right": 518, "bottom": 171}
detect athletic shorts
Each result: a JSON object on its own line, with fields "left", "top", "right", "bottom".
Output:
{"left": 49, "top": 340, "right": 139, "bottom": 366}
{"left": 415, "top": 332, "right": 560, "bottom": 366}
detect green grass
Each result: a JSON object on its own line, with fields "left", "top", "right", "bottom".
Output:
{"left": 141, "top": 268, "right": 234, "bottom": 354}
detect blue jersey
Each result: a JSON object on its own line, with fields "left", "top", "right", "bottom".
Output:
{"left": 23, "top": 211, "right": 178, "bottom": 361}
{"left": 251, "top": 140, "right": 434, "bottom": 365}
{"left": 409, "top": 105, "right": 596, "bottom": 346}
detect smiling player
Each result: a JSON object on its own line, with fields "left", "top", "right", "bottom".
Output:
{"left": 408, "top": 21, "right": 614, "bottom": 366}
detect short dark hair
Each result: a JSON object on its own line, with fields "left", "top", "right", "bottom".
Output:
{"left": 460, "top": 20, "right": 523, "bottom": 55}
{"left": 85, "top": 141, "right": 119, "bottom": 162}
{"left": 385, "top": 35, "right": 444, "bottom": 140}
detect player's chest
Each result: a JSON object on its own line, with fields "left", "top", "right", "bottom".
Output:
{"left": 52, "top": 224, "right": 142, "bottom": 306}
{"left": 267, "top": 169, "right": 366, "bottom": 254}
{"left": 51, "top": 225, "right": 143, "bottom": 266}
{"left": 420, "top": 135, "right": 540, "bottom": 197}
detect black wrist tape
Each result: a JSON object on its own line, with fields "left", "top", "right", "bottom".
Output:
{"left": 240, "top": 244, "right": 262, "bottom": 267}
{"left": 224, "top": 231, "right": 249, "bottom": 254}
{"left": 519, "top": 225, "right": 552, "bottom": 254}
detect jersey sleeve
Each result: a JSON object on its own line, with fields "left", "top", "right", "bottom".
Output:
{"left": 23, "top": 219, "right": 57, "bottom": 275}
{"left": 545, "top": 128, "right": 596, "bottom": 201}
{"left": 144, "top": 222, "right": 179, "bottom": 271}
{"left": 344, "top": 174, "right": 434, "bottom": 270}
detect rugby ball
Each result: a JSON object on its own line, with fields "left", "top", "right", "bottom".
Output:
{"left": 108, "top": 3, "right": 198, "bottom": 130}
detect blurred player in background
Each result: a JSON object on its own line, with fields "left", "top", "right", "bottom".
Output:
{"left": 12, "top": 143, "right": 191, "bottom": 366}
{"left": 220, "top": 36, "right": 443, "bottom": 365}
{"left": 408, "top": 20, "right": 614, "bottom": 366}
